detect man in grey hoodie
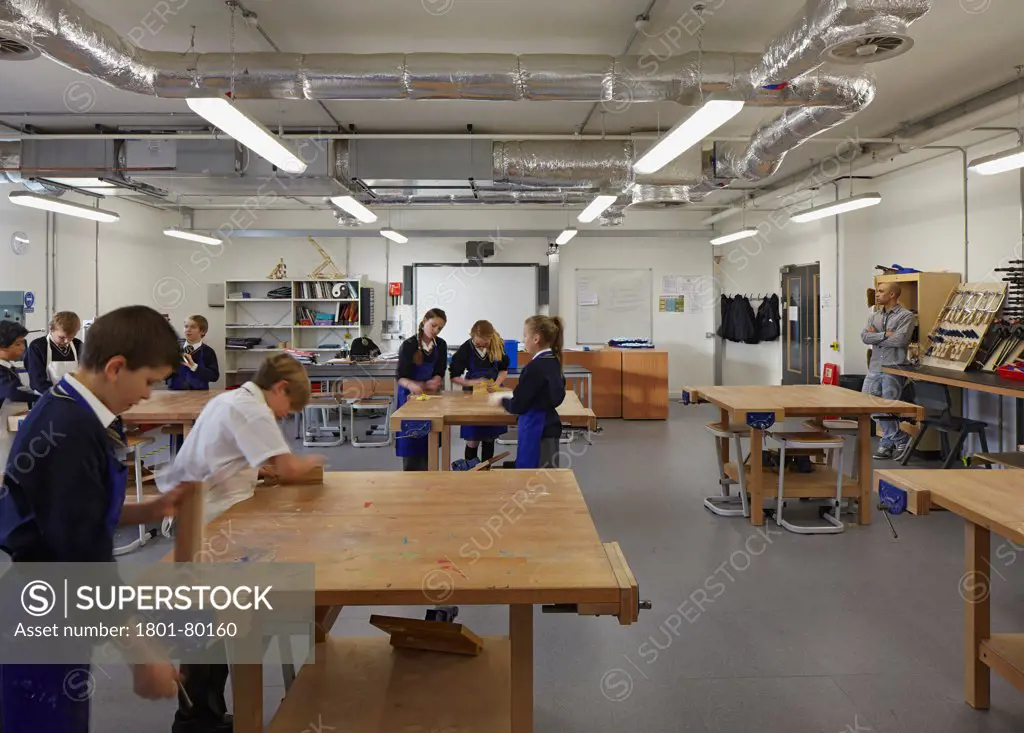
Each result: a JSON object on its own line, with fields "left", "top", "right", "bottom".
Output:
{"left": 861, "top": 282, "right": 916, "bottom": 460}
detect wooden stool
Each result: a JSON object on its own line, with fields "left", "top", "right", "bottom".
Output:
{"left": 703, "top": 422, "right": 751, "bottom": 518}
{"left": 768, "top": 432, "right": 845, "bottom": 535}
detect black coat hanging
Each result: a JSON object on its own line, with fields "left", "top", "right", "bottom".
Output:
{"left": 735, "top": 296, "right": 758, "bottom": 344}
{"left": 756, "top": 294, "right": 781, "bottom": 342}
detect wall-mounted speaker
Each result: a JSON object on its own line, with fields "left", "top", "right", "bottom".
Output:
{"left": 402, "top": 265, "right": 414, "bottom": 305}
{"left": 537, "top": 266, "right": 549, "bottom": 306}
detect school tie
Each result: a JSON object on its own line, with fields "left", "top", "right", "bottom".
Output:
{"left": 184, "top": 344, "right": 195, "bottom": 356}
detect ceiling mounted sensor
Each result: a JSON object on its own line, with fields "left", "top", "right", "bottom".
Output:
{"left": 824, "top": 34, "right": 913, "bottom": 65}
{"left": 0, "top": 37, "right": 39, "bottom": 61}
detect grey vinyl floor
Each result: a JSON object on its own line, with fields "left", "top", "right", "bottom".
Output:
{"left": 82, "top": 403, "right": 1024, "bottom": 731}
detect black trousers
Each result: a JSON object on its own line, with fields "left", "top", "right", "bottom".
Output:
{"left": 403, "top": 454, "right": 429, "bottom": 471}
{"left": 175, "top": 662, "right": 229, "bottom": 724}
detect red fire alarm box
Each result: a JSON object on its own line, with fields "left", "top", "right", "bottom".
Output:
{"left": 388, "top": 282, "right": 402, "bottom": 297}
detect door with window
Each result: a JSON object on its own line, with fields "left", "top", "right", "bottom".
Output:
{"left": 781, "top": 263, "right": 821, "bottom": 385}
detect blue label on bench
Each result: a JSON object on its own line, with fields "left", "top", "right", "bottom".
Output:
{"left": 877, "top": 479, "right": 907, "bottom": 516}
{"left": 746, "top": 412, "right": 776, "bottom": 430}
{"left": 400, "top": 419, "right": 432, "bottom": 438}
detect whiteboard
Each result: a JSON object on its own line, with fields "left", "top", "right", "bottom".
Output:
{"left": 415, "top": 264, "right": 539, "bottom": 346}
{"left": 576, "top": 268, "right": 653, "bottom": 344}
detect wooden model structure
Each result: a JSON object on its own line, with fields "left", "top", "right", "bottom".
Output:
{"left": 308, "top": 236, "right": 345, "bottom": 280}
{"left": 267, "top": 258, "right": 287, "bottom": 279}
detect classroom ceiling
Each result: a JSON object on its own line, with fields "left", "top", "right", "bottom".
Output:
{"left": 0, "top": 0, "right": 1021, "bottom": 214}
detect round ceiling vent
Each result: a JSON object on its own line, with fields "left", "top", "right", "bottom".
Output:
{"left": 0, "top": 37, "right": 39, "bottom": 61}
{"left": 824, "top": 34, "right": 914, "bottom": 65}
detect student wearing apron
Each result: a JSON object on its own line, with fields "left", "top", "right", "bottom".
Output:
{"left": 450, "top": 320, "right": 510, "bottom": 464}
{"left": 0, "top": 321, "right": 39, "bottom": 476}
{"left": 25, "top": 311, "right": 83, "bottom": 395}
{"left": 395, "top": 309, "right": 448, "bottom": 471}
{"left": 0, "top": 306, "right": 191, "bottom": 733}
{"left": 490, "top": 316, "right": 566, "bottom": 469}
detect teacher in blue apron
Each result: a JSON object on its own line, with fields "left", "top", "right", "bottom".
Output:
{"left": 489, "top": 315, "right": 566, "bottom": 469}
{"left": 395, "top": 309, "right": 448, "bottom": 471}
{"left": 450, "top": 320, "right": 510, "bottom": 466}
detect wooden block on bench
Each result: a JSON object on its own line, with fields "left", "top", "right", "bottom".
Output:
{"left": 259, "top": 464, "right": 324, "bottom": 486}
{"left": 369, "top": 614, "right": 484, "bottom": 656}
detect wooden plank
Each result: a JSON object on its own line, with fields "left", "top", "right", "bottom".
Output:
{"left": 974, "top": 452, "right": 1024, "bottom": 470}
{"left": 268, "top": 637, "right": 510, "bottom": 733}
{"left": 681, "top": 384, "right": 923, "bottom": 419}
{"left": 621, "top": 350, "right": 668, "bottom": 420}
{"left": 174, "top": 470, "right": 626, "bottom": 607}
{"left": 603, "top": 541, "right": 639, "bottom": 625}
{"left": 122, "top": 389, "right": 222, "bottom": 424}
{"left": 980, "top": 634, "right": 1024, "bottom": 697}
{"left": 874, "top": 470, "right": 1024, "bottom": 545}
{"left": 389, "top": 390, "right": 595, "bottom": 431}
{"left": 965, "top": 521, "right": 991, "bottom": 709}
{"left": 441, "top": 425, "right": 451, "bottom": 471}
{"left": 428, "top": 431, "right": 439, "bottom": 471}
{"left": 725, "top": 463, "right": 860, "bottom": 499}
{"left": 173, "top": 483, "right": 204, "bottom": 563}
{"left": 232, "top": 663, "right": 263, "bottom": 733}
{"left": 509, "top": 605, "right": 533, "bottom": 733}
{"left": 882, "top": 365, "right": 1024, "bottom": 400}
{"left": 370, "top": 614, "right": 484, "bottom": 656}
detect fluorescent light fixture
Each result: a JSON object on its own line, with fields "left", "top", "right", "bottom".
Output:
{"left": 555, "top": 228, "right": 578, "bottom": 245}
{"left": 8, "top": 191, "right": 120, "bottom": 223}
{"left": 968, "top": 145, "right": 1024, "bottom": 176}
{"left": 330, "top": 195, "right": 377, "bottom": 223}
{"left": 633, "top": 100, "right": 745, "bottom": 175}
{"left": 578, "top": 194, "right": 618, "bottom": 223}
{"left": 44, "top": 177, "right": 115, "bottom": 188}
{"left": 709, "top": 228, "right": 758, "bottom": 245}
{"left": 702, "top": 206, "right": 742, "bottom": 225}
{"left": 790, "top": 193, "right": 882, "bottom": 223}
{"left": 186, "top": 96, "right": 307, "bottom": 175}
{"left": 380, "top": 228, "right": 408, "bottom": 244}
{"left": 163, "top": 227, "right": 222, "bottom": 246}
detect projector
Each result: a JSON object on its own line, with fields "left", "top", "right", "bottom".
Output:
{"left": 466, "top": 241, "right": 495, "bottom": 262}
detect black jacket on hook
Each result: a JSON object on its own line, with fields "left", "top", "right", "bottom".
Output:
{"left": 718, "top": 295, "right": 757, "bottom": 343}
{"left": 755, "top": 294, "right": 781, "bottom": 342}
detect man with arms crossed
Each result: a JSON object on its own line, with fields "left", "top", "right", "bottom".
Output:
{"left": 861, "top": 282, "right": 916, "bottom": 460}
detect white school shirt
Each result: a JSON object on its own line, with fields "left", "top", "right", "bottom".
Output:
{"left": 156, "top": 382, "right": 290, "bottom": 523}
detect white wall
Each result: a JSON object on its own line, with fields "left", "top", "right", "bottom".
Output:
{"left": 1, "top": 192, "right": 715, "bottom": 393}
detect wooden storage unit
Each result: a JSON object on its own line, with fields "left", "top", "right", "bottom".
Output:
{"left": 517, "top": 349, "right": 623, "bottom": 418}
{"left": 621, "top": 349, "right": 669, "bottom": 419}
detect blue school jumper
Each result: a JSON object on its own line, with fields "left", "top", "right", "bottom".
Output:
{"left": 451, "top": 342, "right": 508, "bottom": 442}
{"left": 394, "top": 338, "right": 446, "bottom": 459}
{"left": 0, "top": 378, "right": 128, "bottom": 733}
{"left": 166, "top": 342, "right": 219, "bottom": 391}
{"left": 500, "top": 351, "right": 565, "bottom": 468}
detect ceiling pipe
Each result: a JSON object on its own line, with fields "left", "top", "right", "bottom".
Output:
{"left": 709, "top": 73, "right": 1024, "bottom": 222}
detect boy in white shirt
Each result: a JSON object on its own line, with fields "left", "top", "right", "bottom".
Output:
{"left": 156, "top": 353, "right": 325, "bottom": 733}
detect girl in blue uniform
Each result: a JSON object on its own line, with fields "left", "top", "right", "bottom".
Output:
{"left": 449, "top": 320, "right": 510, "bottom": 465}
{"left": 489, "top": 315, "right": 565, "bottom": 469}
{"left": 395, "top": 309, "right": 448, "bottom": 471}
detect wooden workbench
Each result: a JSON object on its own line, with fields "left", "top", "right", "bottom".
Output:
{"left": 389, "top": 390, "right": 597, "bottom": 471}
{"left": 683, "top": 384, "right": 924, "bottom": 526}
{"left": 874, "top": 469, "right": 1024, "bottom": 711}
{"left": 180, "top": 470, "right": 641, "bottom": 733}
{"left": 121, "top": 389, "right": 224, "bottom": 436}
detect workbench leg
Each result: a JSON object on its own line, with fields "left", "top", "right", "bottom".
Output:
{"left": 232, "top": 663, "right": 263, "bottom": 733}
{"left": 428, "top": 431, "right": 439, "bottom": 471}
{"left": 313, "top": 605, "right": 342, "bottom": 643}
{"left": 182, "top": 421, "right": 192, "bottom": 439}
{"left": 510, "top": 605, "right": 534, "bottom": 733}
{"left": 857, "top": 416, "right": 872, "bottom": 525}
{"left": 748, "top": 428, "right": 764, "bottom": 526}
{"left": 442, "top": 424, "right": 451, "bottom": 471}
{"left": 965, "top": 521, "right": 991, "bottom": 709}
{"left": 720, "top": 408, "right": 731, "bottom": 465}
